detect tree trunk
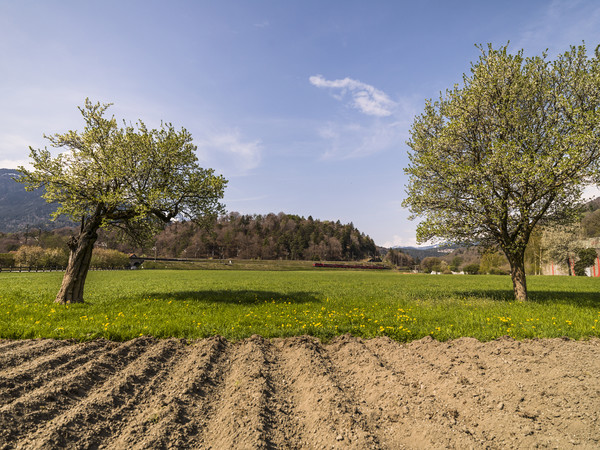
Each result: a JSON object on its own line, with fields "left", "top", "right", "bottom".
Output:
{"left": 55, "top": 222, "right": 99, "bottom": 304}
{"left": 508, "top": 253, "right": 528, "bottom": 301}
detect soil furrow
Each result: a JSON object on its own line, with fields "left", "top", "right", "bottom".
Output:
{"left": 200, "top": 336, "right": 275, "bottom": 449}
{"left": 276, "top": 335, "right": 381, "bottom": 449}
{"left": 14, "top": 338, "right": 183, "bottom": 449}
{"left": 0, "top": 339, "right": 113, "bottom": 403}
{"left": 365, "top": 337, "right": 600, "bottom": 449}
{"left": 330, "top": 335, "right": 478, "bottom": 449}
{"left": 0, "top": 337, "right": 597, "bottom": 449}
{"left": 364, "top": 337, "right": 495, "bottom": 447}
{"left": 258, "top": 339, "right": 305, "bottom": 449}
{"left": 0, "top": 340, "right": 33, "bottom": 354}
{"left": 0, "top": 337, "right": 152, "bottom": 445}
{"left": 106, "top": 336, "right": 229, "bottom": 449}
{"left": 0, "top": 339, "right": 68, "bottom": 370}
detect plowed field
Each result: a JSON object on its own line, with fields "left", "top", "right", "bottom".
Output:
{"left": 0, "top": 335, "right": 599, "bottom": 449}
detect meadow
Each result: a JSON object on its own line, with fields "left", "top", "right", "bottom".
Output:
{"left": 1, "top": 268, "right": 599, "bottom": 341}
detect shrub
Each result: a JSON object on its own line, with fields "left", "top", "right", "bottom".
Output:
{"left": 40, "top": 248, "right": 68, "bottom": 267}
{"left": 91, "top": 248, "right": 130, "bottom": 269}
{"left": 384, "top": 249, "right": 414, "bottom": 267}
{"left": 449, "top": 256, "right": 463, "bottom": 272}
{"left": 479, "top": 250, "right": 506, "bottom": 274}
{"left": 421, "top": 257, "right": 442, "bottom": 273}
{"left": 463, "top": 263, "right": 480, "bottom": 275}
{"left": 0, "top": 253, "right": 15, "bottom": 267}
{"left": 574, "top": 248, "right": 597, "bottom": 276}
{"left": 14, "top": 246, "right": 45, "bottom": 267}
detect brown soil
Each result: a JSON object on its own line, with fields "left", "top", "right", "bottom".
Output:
{"left": 0, "top": 335, "right": 599, "bottom": 449}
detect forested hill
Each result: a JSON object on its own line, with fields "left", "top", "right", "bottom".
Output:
{"left": 111, "top": 212, "right": 378, "bottom": 261}
{"left": 1, "top": 166, "right": 376, "bottom": 260}
{"left": 0, "top": 169, "right": 72, "bottom": 232}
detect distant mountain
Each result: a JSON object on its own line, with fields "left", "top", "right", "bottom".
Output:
{"left": 391, "top": 242, "right": 461, "bottom": 261}
{"left": 0, "top": 168, "right": 71, "bottom": 232}
{"left": 393, "top": 246, "right": 444, "bottom": 261}
{"left": 584, "top": 196, "right": 600, "bottom": 212}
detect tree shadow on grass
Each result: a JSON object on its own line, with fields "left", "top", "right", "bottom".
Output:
{"left": 143, "top": 290, "right": 321, "bottom": 305}
{"left": 457, "top": 289, "right": 600, "bottom": 308}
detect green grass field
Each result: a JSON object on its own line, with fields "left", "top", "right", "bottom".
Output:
{"left": 1, "top": 269, "right": 599, "bottom": 341}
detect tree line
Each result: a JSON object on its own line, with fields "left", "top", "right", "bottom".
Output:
{"left": 0, "top": 212, "right": 379, "bottom": 264}
{"left": 105, "top": 212, "right": 378, "bottom": 261}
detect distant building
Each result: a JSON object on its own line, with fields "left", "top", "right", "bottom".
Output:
{"left": 542, "top": 238, "right": 600, "bottom": 276}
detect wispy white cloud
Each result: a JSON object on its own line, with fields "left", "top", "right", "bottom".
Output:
{"left": 0, "top": 158, "right": 31, "bottom": 170}
{"left": 0, "top": 86, "right": 85, "bottom": 169}
{"left": 311, "top": 86, "right": 417, "bottom": 160}
{"left": 515, "top": 0, "right": 600, "bottom": 55}
{"left": 318, "top": 120, "right": 405, "bottom": 160}
{"left": 582, "top": 184, "right": 600, "bottom": 201}
{"left": 0, "top": 134, "right": 38, "bottom": 169}
{"left": 382, "top": 234, "right": 419, "bottom": 249}
{"left": 253, "top": 20, "right": 270, "bottom": 28}
{"left": 309, "top": 75, "right": 396, "bottom": 117}
{"left": 196, "top": 129, "right": 262, "bottom": 176}
{"left": 309, "top": 74, "right": 420, "bottom": 160}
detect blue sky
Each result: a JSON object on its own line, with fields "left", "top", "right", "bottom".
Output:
{"left": 1, "top": 0, "right": 600, "bottom": 247}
